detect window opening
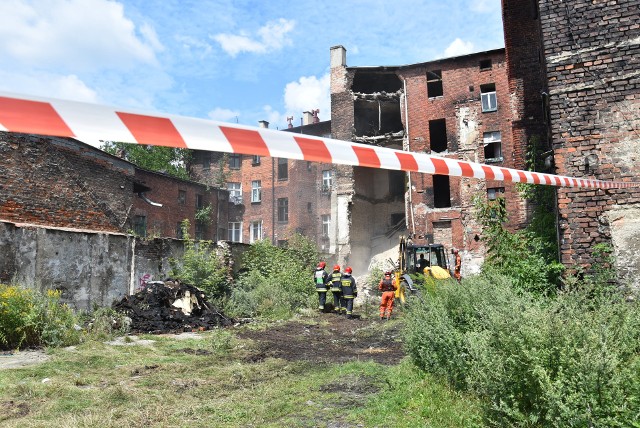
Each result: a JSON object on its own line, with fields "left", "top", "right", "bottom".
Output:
{"left": 433, "top": 175, "right": 451, "bottom": 208}
{"left": 178, "top": 190, "right": 186, "bottom": 206}
{"left": 251, "top": 180, "right": 261, "bottom": 203}
{"left": 487, "top": 187, "right": 505, "bottom": 200}
{"left": 133, "top": 215, "right": 147, "bottom": 237}
{"left": 277, "top": 158, "right": 288, "bottom": 180}
{"left": 277, "top": 198, "right": 289, "bottom": 222}
{"left": 176, "top": 222, "right": 183, "bottom": 239}
{"left": 252, "top": 155, "right": 261, "bottom": 165}
{"left": 195, "top": 221, "right": 206, "bottom": 240}
{"left": 227, "top": 182, "right": 242, "bottom": 204}
{"left": 429, "top": 118, "right": 447, "bottom": 152}
{"left": 427, "top": 70, "right": 443, "bottom": 98}
{"left": 321, "top": 214, "right": 331, "bottom": 237}
{"left": 483, "top": 131, "right": 503, "bottom": 162}
{"left": 322, "top": 170, "right": 332, "bottom": 192}
{"left": 229, "top": 154, "right": 241, "bottom": 169}
{"left": 196, "top": 194, "right": 204, "bottom": 209}
{"left": 228, "top": 222, "right": 242, "bottom": 242}
{"left": 202, "top": 153, "right": 211, "bottom": 170}
{"left": 479, "top": 59, "right": 492, "bottom": 70}
{"left": 250, "top": 220, "right": 262, "bottom": 243}
{"left": 481, "top": 83, "right": 497, "bottom": 112}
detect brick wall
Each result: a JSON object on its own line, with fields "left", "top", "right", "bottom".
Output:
{"left": 0, "top": 132, "right": 134, "bottom": 232}
{"left": 537, "top": 0, "right": 640, "bottom": 271}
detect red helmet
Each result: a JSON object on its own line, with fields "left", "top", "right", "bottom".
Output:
{"left": 318, "top": 261, "right": 326, "bottom": 269}
{"left": 333, "top": 265, "right": 341, "bottom": 271}
{"left": 345, "top": 267, "right": 353, "bottom": 274}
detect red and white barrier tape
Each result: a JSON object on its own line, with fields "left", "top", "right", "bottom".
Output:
{"left": 0, "top": 91, "right": 638, "bottom": 189}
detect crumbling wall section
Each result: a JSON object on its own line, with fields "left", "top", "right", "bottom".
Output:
{"left": 538, "top": 0, "right": 640, "bottom": 277}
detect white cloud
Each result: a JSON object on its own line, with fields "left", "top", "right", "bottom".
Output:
{"left": 0, "top": 0, "right": 162, "bottom": 70}
{"left": 207, "top": 107, "right": 240, "bottom": 122}
{"left": 213, "top": 18, "right": 295, "bottom": 57}
{"left": 0, "top": 70, "right": 98, "bottom": 103}
{"left": 443, "top": 38, "right": 475, "bottom": 58}
{"left": 283, "top": 73, "right": 330, "bottom": 121}
{"left": 469, "top": 0, "right": 500, "bottom": 13}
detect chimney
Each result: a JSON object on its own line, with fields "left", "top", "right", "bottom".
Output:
{"left": 312, "top": 109, "right": 320, "bottom": 124}
{"left": 258, "top": 120, "right": 269, "bottom": 129}
{"left": 330, "top": 45, "right": 346, "bottom": 68}
{"left": 302, "top": 111, "right": 314, "bottom": 125}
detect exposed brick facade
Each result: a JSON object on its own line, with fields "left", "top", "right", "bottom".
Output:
{"left": 330, "top": 47, "right": 524, "bottom": 273}
{"left": 503, "top": 0, "right": 640, "bottom": 281}
{"left": 191, "top": 120, "right": 334, "bottom": 251}
{"left": 0, "top": 132, "right": 228, "bottom": 241}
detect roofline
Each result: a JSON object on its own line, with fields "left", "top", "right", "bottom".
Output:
{"left": 346, "top": 47, "right": 505, "bottom": 71}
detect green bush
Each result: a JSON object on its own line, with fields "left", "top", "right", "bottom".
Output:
{"left": 169, "top": 220, "right": 230, "bottom": 302}
{"left": 0, "top": 284, "right": 81, "bottom": 350}
{"left": 404, "top": 274, "right": 640, "bottom": 426}
{"left": 226, "top": 236, "right": 317, "bottom": 319}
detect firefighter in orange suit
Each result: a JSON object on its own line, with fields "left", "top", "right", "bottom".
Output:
{"left": 329, "top": 265, "right": 343, "bottom": 314}
{"left": 340, "top": 267, "right": 357, "bottom": 319}
{"left": 453, "top": 249, "right": 462, "bottom": 283}
{"left": 313, "top": 262, "right": 330, "bottom": 311}
{"left": 378, "top": 271, "right": 398, "bottom": 320}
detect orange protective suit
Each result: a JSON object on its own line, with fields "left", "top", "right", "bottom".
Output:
{"left": 378, "top": 274, "right": 398, "bottom": 320}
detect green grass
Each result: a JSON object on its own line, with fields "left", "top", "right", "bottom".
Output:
{"left": 0, "top": 324, "right": 484, "bottom": 427}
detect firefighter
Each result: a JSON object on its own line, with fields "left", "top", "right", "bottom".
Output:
{"left": 329, "top": 265, "right": 343, "bottom": 314}
{"left": 313, "top": 261, "right": 330, "bottom": 311}
{"left": 453, "top": 249, "right": 462, "bottom": 283}
{"left": 340, "top": 266, "right": 357, "bottom": 319}
{"left": 378, "top": 271, "right": 398, "bottom": 320}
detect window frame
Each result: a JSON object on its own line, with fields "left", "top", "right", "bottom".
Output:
{"left": 228, "top": 154, "right": 241, "bottom": 169}
{"left": 480, "top": 83, "right": 497, "bottom": 112}
{"left": 251, "top": 180, "right": 262, "bottom": 203}
{"left": 277, "top": 158, "right": 288, "bottom": 180}
{"left": 249, "top": 220, "right": 263, "bottom": 244}
{"left": 227, "top": 182, "right": 242, "bottom": 205}
{"left": 483, "top": 131, "right": 503, "bottom": 162}
{"left": 277, "top": 197, "right": 289, "bottom": 222}
{"left": 228, "top": 222, "right": 242, "bottom": 242}
{"left": 321, "top": 214, "right": 331, "bottom": 237}
{"left": 322, "top": 170, "right": 332, "bottom": 192}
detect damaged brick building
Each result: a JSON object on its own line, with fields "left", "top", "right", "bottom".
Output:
{"left": 502, "top": 0, "right": 640, "bottom": 285}
{"left": 191, "top": 115, "right": 335, "bottom": 251}
{"left": 0, "top": 132, "right": 228, "bottom": 240}
{"left": 330, "top": 45, "right": 527, "bottom": 274}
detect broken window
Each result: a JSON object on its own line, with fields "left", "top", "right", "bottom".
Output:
{"left": 483, "top": 131, "right": 503, "bottom": 162}
{"left": 389, "top": 170, "right": 405, "bottom": 198}
{"left": 249, "top": 220, "right": 262, "bottom": 243}
{"left": 321, "top": 214, "right": 331, "bottom": 237}
{"left": 322, "top": 170, "right": 332, "bottom": 192}
{"left": 427, "top": 70, "right": 443, "bottom": 98}
{"left": 351, "top": 71, "right": 402, "bottom": 93}
{"left": 178, "top": 190, "right": 186, "bottom": 206}
{"left": 481, "top": 84, "right": 497, "bottom": 112}
{"left": 227, "top": 182, "right": 242, "bottom": 205}
{"left": 479, "top": 59, "right": 492, "bottom": 70}
{"left": 229, "top": 154, "right": 241, "bottom": 169}
{"left": 354, "top": 99, "right": 403, "bottom": 137}
{"left": 251, "top": 180, "right": 261, "bottom": 203}
{"left": 228, "top": 222, "right": 242, "bottom": 242}
{"left": 133, "top": 215, "right": 147, "bottom": 237}
{"left": 277, "top": 158, "right": 288, "bottom": 180}
{"left": 487, "top": 187, "right": 505, "bottom": 200}
{"left": 433, "top": 175, "right": 451, "bottom": 208}
{"left": 277, "top": 198, "right": 288, "bottom": 222}
{"left": 429, "top": 119, "right": 448, "bottom": 152}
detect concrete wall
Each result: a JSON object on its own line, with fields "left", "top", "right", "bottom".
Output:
{"left": 0, "top": 220, "right": 247, "bottom": 311}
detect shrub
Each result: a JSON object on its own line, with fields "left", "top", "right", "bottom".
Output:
{"left": 0, "top": 284, "right": 81, "bottom": 350}
{"left": 169, "top": 220, "right": 230, "bottom": 302}
{"left": 226, "top": 236, "right": 317, "bottom": 319}
{"left": 404, "top": 274, "right": 640, "bottom": 426}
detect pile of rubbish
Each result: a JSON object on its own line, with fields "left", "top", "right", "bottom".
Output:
{"left": 112, "top": 280, "right": 232, "bottom": 333}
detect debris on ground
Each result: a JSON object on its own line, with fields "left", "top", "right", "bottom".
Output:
{"left": 112, "top": 280, "right": 232, "bottom": 333}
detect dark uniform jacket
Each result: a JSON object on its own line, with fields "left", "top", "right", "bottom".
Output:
{"left": 340, "top": 274, "right": 357, "bottom": 298}
{"left": 329, "top": 271, "right": 342, "bottom": 292}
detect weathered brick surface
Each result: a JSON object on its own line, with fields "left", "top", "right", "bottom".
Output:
{"left": 537, "top": 0, "right": 640, "bottom": 269}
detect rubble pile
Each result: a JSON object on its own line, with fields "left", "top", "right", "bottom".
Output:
{"left": 113, "top": 280, "right": 232, "bottom": 333}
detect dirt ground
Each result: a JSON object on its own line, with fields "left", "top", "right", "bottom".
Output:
{"left": 237, "top": 312, "right": 405, "bottom": 365}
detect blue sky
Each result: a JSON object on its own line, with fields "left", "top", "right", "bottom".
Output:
{"left": 0, "top": 0, "right": 504, "bottom": 135}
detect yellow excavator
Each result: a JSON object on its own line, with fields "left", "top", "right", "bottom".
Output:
{"left": 394, "top": 236, "right": 451, "bottom": 302}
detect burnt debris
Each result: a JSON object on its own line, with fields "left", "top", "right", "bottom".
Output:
{"left": 112, "top": 280, "right": 232, "bottom": 333}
